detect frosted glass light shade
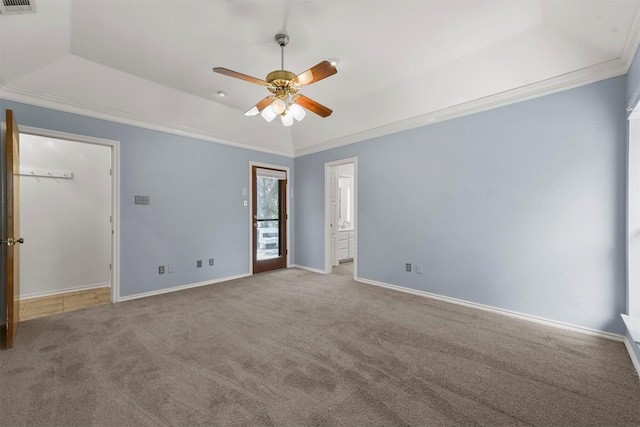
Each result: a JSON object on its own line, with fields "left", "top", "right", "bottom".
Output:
{"left": 271, "top": 99, "right": 286, "bottom": 114}
{"left": 261, "top": 106, "right": 277, "bottom": 122}
{"left": 289, "top": 103, "right": 306, "bottom": 121}
{"left": 244, "top": 106, "right": 259, "bottom": 116}
{"left": 281, "top": 112, "right": 294, "bottom": 127}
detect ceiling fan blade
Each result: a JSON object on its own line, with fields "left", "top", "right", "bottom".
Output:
{"left": 212, "top": 67, "right": 268, "bottom": 86}
{"left": 293, "top": 61, "right": 337, "bottom": 86}
{"left": 244, "top": 96, "right": 275, "bottom": 116}
{"left": 294, "top": 94, "right": 333, "bottom": 117}
{"left": 255, "top": 96, "right": 276, "bottom": 111}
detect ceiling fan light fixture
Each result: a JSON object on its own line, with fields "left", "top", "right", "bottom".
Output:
{"left": 271, "top": 98, "right": 286, "bottom": 114}
{"left": 289, "top": 103, "right": 306, "bottom": 121}
{"left": 281, "top": 111, "right": 294, "bottom": 127}
{"left": 244, "top": 106, "right": 260, "bottom": 116}
{"left": 213, "top": 33, "right": 336, "bottom": 126}
{"left": 261, "top": 106, "right": 277, "bottom": 122}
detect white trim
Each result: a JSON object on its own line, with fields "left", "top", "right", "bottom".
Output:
{"left": 2, "top": 55, "right": 635, "bottom": 161}
{"left": 20, "top": 282, "right": 110, "bottom": 300}
{"left": 356, "top": 276, "right": 625, "bottom": 342}
{"left": 628, "top": 118, "right": 640, "bottom": 317}
{"left": 118, "top": 273, "right": 251, "bottom": 302}
{"left": 248, "top": 161, "right": 291, "bottom": 275}
{"left": 624, "top": 337, "right": 640, "bottom": 379}
{"left": 18, "top": 125, "right": 121, "bottom": 303}
{"left": 324, "top": 158, "right": 358, "bottom": 279}
{"left": 622, "top": 314, "right": 640, "bottom": 343}
{"left": 290, "top": 264, "right": 327, "bottom": 275}
{"left": 295, "top": 58, "right": 630, "bottom": 157}
{"left": 0, "top": 86, "right": 294, "bottom": 158}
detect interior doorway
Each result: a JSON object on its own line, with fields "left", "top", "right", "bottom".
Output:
{"left": 18, "top": 126, "right": 119, "bottom": 307}
{"left": 250, "top": 163, "right": 290, "bottom": 274}
{"left": 324, "top": 158, "right": 357, "bottom": 278}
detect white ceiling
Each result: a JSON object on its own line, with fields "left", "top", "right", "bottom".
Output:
{"left": 1, "top": 0, "right": 639, "bottom": 157}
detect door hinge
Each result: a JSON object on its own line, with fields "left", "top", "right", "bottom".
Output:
{"left": 109, "top": 263, "right": 112, "bottom": 270}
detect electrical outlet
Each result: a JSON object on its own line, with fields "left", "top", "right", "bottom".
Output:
{"left": 209, "top": 258, "right": 214, "bottom": 266}
{"left": 406, "top": 263, "right": 411, "bottom": 272}
{"left": 197, "top": 260, "right": 202, "bottom": 268}
{"left": 416, "top": 264, "right": 423, "bottom": 274}
{"left": 135, "top": 195, "right": 150, "bottom": 205}
{"left": 168, "top": 264, "right": 174, "bottom": 273}
{"left": 158, "top": 265, "right": 165, "bottom": 274}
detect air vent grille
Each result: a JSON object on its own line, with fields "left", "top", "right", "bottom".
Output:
{"left": 0, "top": 0, "right": 36, "bottom": 15}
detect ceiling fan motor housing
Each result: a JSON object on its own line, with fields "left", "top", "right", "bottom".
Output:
{"left": 266, "top": 70, "right": 299, "bottom": 99}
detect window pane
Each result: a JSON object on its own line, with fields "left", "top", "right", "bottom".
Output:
{"left": 257, "top": 177, "right": 280, "bottom": 220}
{"left": 257, "top": 220, "right": 279, "bottom": 260}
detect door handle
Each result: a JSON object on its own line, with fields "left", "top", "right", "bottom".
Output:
{"left": 0, "top": 237, "right": 24, "bottom": 246}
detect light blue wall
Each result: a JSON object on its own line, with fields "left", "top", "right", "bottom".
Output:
{"left": 0, "top": 100, "right": 293, "bottom": 298}
{"left": 295, "top": 76, "right": 627, "bottom": 334}
{"left": 628, "top": 48, "right": 640, "bottom": 110}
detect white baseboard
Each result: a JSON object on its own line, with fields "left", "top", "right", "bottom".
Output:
{"left": 624, "top": 337, "right": 640, "bottom": 379}
{"left": 356, "top": 277, "right": 624, "bottom": 342}
{"left": 117, "top": 273, "right": 251, "bottom": 302}
{"left": 291, "top": 264, "right": 328, "bottom": 274}
{"left": 20, "top": 282, "right": 110, "bottom": 300}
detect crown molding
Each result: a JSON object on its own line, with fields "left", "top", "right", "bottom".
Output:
{"left": 294, "top": 57, "right": 630, "bottom": 158}
{"left": 0, "top": 55, "right": 635, "bottom": 160}
{"left": 0, "top": 86, "right": 295, "bottom": 158}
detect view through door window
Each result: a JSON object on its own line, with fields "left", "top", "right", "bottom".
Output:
{"left": 256, "top": 175, "right": 281, "bottom": 260}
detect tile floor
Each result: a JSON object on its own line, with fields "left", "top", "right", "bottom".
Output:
{"left": 19, "top": 287, "right": 111, "bottom": 321}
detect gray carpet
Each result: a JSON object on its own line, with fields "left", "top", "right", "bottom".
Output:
{"left": 1, "top": 263, "right": 639, "bottom": 426}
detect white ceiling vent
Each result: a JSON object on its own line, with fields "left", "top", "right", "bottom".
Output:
{"left": 0, "top": 0, "right": 36, "bottom": 15}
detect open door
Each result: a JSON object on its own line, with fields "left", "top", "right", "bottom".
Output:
{"left": 252, "top": 166, "right": 287, "bottom": 274}
{"left": 1, "top": 109, "right": 23, "bottom": 349}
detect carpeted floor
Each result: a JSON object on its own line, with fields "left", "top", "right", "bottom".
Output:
{"left": 1, "top": 263, "right": 639, "bottom": 426}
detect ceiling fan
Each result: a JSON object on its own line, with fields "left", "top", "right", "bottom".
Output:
{"left": 212, "top": 33, "right": 337, "bottom": 127}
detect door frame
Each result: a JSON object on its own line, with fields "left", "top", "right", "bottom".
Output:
{"left": 248, "top": 161, "right": 290, "bottom": 275}
{"left": 18, "top": 126, "right": 121, "bottom": 302}
{"left": 324, "top": 157, "right": 358, "bottom": 278}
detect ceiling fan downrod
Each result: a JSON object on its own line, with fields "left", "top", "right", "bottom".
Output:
{"left": 275, "top": 33, "right": 289, "bottom": 71}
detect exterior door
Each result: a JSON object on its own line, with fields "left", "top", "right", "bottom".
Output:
{"left": 252, "top": 166, "right": 287, "bottom": 274}
{"left": 1, "top": 110, "right": 23, "bottom": 349}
